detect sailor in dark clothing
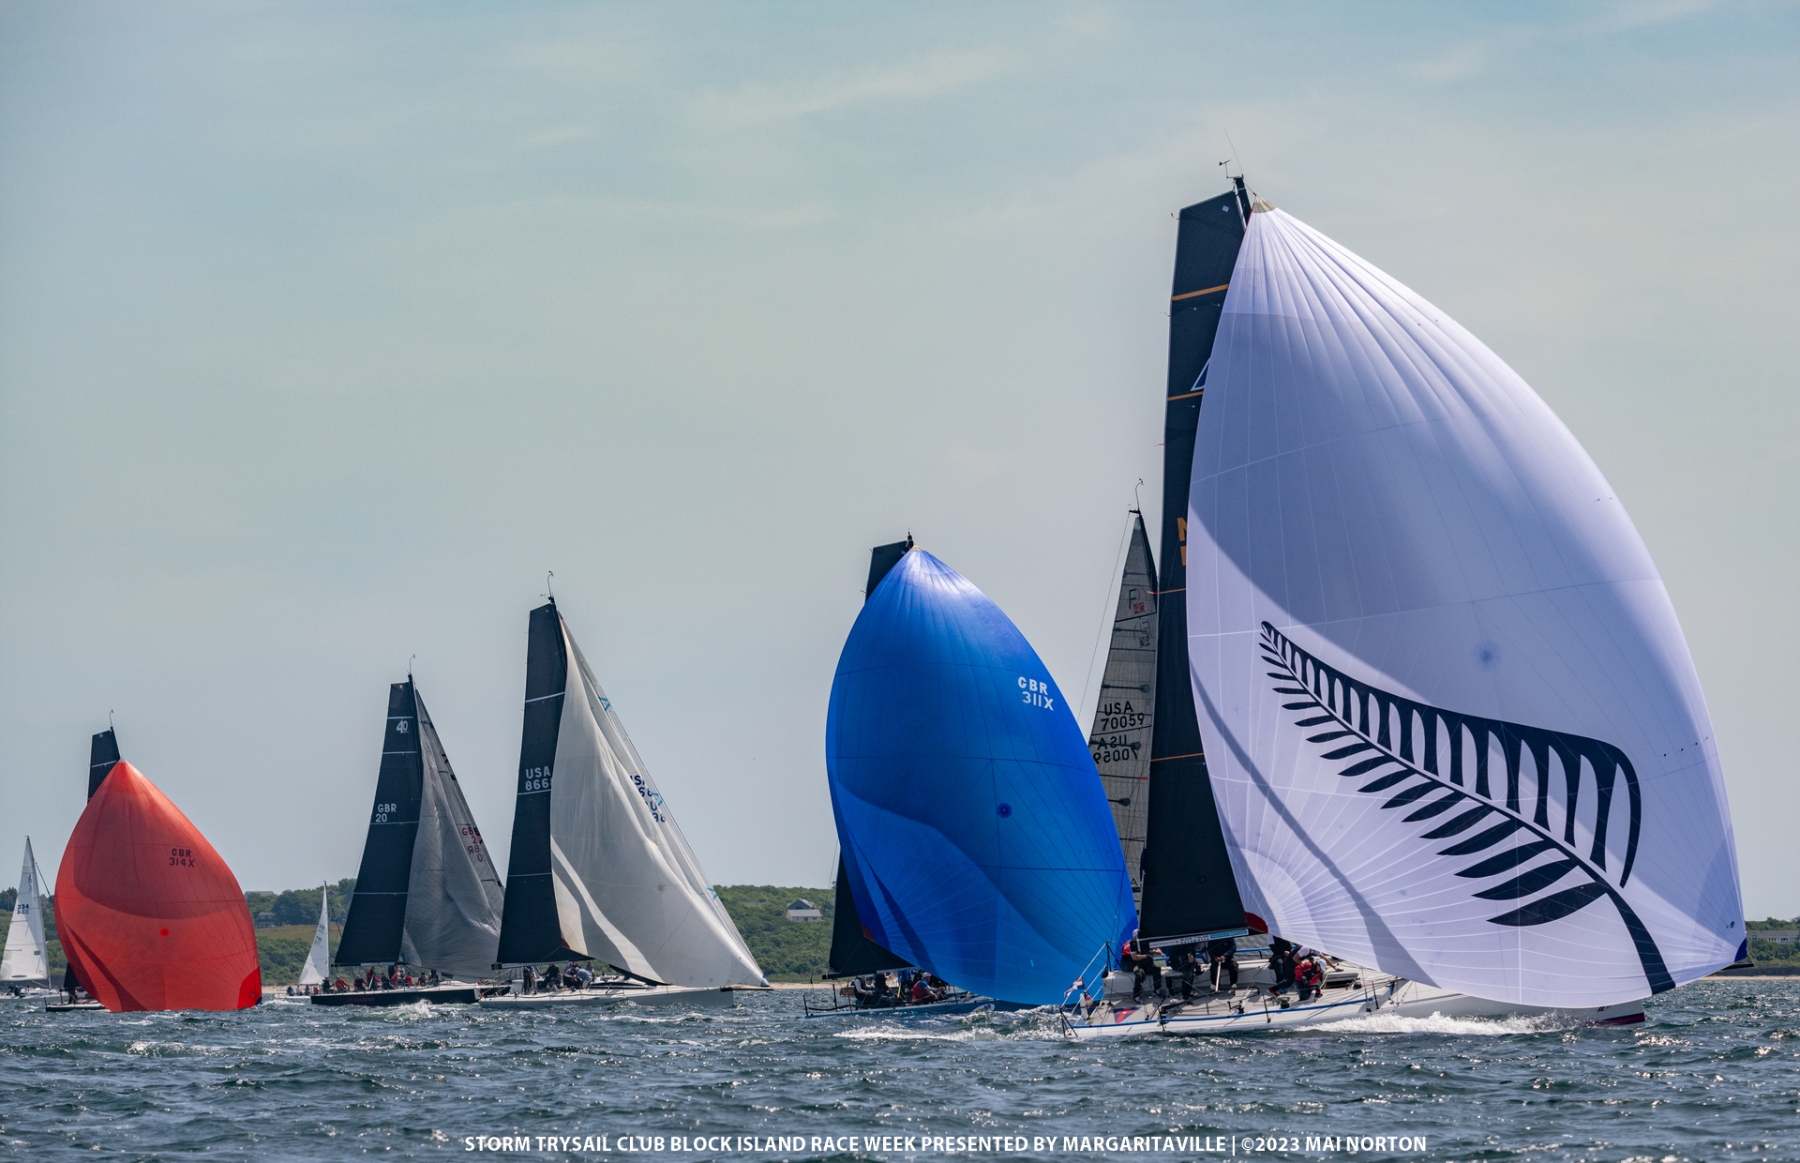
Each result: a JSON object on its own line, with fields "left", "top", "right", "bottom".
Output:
{"left": 1168, "top": 946, "right": 1201, "bottom": 1000}
{"left": 1267, "top": 937, "right": 1297, "bottom": 998}
{"left": 522, "top": 964, "right": 538, "bottom": 994}
{"left": 1206, "top": 937, "right": 1240, "bottom": 991}
{"left": 1124, "top": 943, "right": 1159, "bottom": 1001}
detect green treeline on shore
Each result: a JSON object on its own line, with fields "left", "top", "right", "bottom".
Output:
{"left": 0, "top": 880, "right": 840, "bottom": 985}
{"left": 9, "top": 882, "right": 1792, "bottom": 987}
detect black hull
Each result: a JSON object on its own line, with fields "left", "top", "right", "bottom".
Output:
{"left": 308, "top": 985, "right": 505, "bottom": 1007}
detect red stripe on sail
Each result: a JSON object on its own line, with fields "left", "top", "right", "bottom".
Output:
{"left": 54, "top": 761, "right": 261, "bottom": 1012}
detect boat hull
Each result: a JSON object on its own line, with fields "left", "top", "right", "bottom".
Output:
{"left": 45, "top": 1000, "right": 108, "bottom": 1013}
{"left": 478, "top": 985, "right": 737, "bottom": 1009}
{"left": 802, "top": 995, "right": 999, "bottom": 1019}
{"left": 309, "top": 984, "right": 505, "bottom": 1007}
{"left": 1068, "top": 977, "right": 1645, "bottom": 1038}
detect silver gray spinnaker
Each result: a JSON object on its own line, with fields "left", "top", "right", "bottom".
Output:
{"left": 1, "top": 838, "right": 49, "bottom": 987}
{"left": 1186, "top": 199, "right": 1744, "bottom": 1008}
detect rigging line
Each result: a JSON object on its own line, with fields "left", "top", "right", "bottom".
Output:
{"left": 1077, "top": 512, "right": 1136, "bottom": 733}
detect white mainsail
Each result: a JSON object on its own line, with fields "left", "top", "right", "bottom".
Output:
{"left": 1, "top": 838, "right": 48, "bottom": 985}
{"left": 402, "top": 692, "right": 506, "bottom": 980}
{"left": 1185, "top": 203, "right": 1742, "bottom": 1008}
{"left": 546, "top": 614, "right": 765, "bottom": 988}
{"left": 299, "top": 886, "right": 331, "bottom": 986}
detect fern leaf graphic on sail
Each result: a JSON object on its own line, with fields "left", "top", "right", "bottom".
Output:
{"left": 1259, "top": 623, "right": 1670, "bottom": 993}
{"left": 1184, "top": 204, "right": 1742, "bottom": 1009}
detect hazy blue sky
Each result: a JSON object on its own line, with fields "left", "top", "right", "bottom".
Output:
{"left": 3, "top": 2, "right": 1796, "bottom": 917}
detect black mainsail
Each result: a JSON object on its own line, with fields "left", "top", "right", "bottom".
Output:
{"left": 336, "top": 683, "right": 427, "bottom": 967}
{"left": 87, "top": 729, "right": 120, "bottom": 800}
{"left": 495, "top": 602, "right": 569, "bottom": 966}
{"left": 337, "top": 679, "right": 505, "bottom": 976}
{"left": 1085, "top": 512, "right": 1158, "bottom": 904}
{"left": 1138, "top": 180, "right": 1253, "bottom": 946}
{"left": 824, "top": 538, "right": 915, "bottom": 979}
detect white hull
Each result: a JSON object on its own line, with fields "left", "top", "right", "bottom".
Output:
{"left": 1068, "top": 974, "right": 1644, "bottom": 1038}
{"left": 479, "top": 984, "right": 737, "bottom": 1010}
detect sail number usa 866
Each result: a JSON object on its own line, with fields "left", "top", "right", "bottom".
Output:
{"left": 520, "top": 765, "right": 553, "bottom": 793}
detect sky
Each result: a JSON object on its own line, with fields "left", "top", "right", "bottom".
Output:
{"left": 2, "top": 2, "right": 1796, "bottom": 919}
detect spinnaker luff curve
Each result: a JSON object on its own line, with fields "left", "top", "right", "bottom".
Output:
{"left": 1184, "top": 204, "right": 1743, "bottom": 1008}
{"left": 56, "top": 744, "right": 261, "bottom": 1012}
{"left": 826, "top": 548, "right": 1137, "bottom": 1005}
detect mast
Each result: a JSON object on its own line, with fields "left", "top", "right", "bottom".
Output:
{"left": 1138, "top": 180, "right": 1253, "bottom": 947}
{"left": 824, "top": 537, "right": 916, "bottom": 979}
{"left": 335, "top": 683, "right": 427, "bottom": 968}
{"left": 1085, "top": 513, "right": 1158, "bottom": 904}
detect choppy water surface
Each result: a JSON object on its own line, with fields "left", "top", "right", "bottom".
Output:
{"left": 1, "top": 981, "right": 1795, "bottom": 1162}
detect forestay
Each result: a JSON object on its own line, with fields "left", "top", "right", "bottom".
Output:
{"left": 827, "top": 549, "right": 1137, "bottom": 1005}
{"left": 1185, "top": 205, "right": 1743, "bottom": 1007}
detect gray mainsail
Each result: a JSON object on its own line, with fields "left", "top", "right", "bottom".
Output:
{"left": 1085, "top": 512, "right": 1158, "bottom": 904}
{"left": 403, "top": 690, "right": 506, "bottom": 979}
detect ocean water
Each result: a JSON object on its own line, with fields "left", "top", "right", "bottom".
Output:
{"left": 1, "top": 980, "right": 1794, "bottom": 1162}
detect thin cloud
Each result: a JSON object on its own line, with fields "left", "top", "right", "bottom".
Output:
{"left": 691, "top": 48, "right": 1015, "bottom": 126}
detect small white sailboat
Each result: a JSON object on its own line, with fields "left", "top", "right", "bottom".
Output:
{"left": 297, "top": 885, "right": 331, "bottom": 988}
{"left": 2, "top": 838, "right": 50, "bottom": 994}
{"left": 1068, "top": 181, "right": 1741, "bottom": 1038}
{"left": 481, "top": 597, "right": 767, "bottom": 1010}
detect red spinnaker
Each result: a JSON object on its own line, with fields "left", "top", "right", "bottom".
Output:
{"left": 56, "top": 761, "right": 261, "bottom": 1011}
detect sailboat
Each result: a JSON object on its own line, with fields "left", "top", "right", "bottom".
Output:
{"left": 805, "top": 539, "right": 1005, "bottom": 1019}
{"left": 53, "top": 729, "right": 262, "bottom": 1013}
{"left": 1068, "top": 182, "right": 1743, "bottom": 1036}
{"left": 2, "top": 838, "right": 50, "bottom": 993}
{"left": 481, "top": 598, "right": 767, "bottom": 1009}
{"left": 826, "top": 543, "right": 1137, "bottom": 1007}
{"left": 1085, "top": 514, "right": 1159, "bottom": 907}
{"left": 297, "top": 885, "right": 331, "bottom": 988}
{"left": 319, "top": 678, "right": 508, "bottom": 1006}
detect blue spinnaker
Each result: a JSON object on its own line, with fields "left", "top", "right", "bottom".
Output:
{"left": 826, "top": 549, "right": 1138, "bottom": 1004}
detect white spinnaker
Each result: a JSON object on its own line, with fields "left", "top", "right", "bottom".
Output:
{"left": 1, "top": 838, "right": 48, "bottom": 984}
{"left": 1185, "top": 206, "right": 1742, "bottom": 1008}
{"left": 299, "top": 887, "right": 331, "bottom": 986}
{"left": 402, "top": 693, "right": 506, "bottom": 980}
{"left": 546, "top": 617, "right": 765, "bottom": 988}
